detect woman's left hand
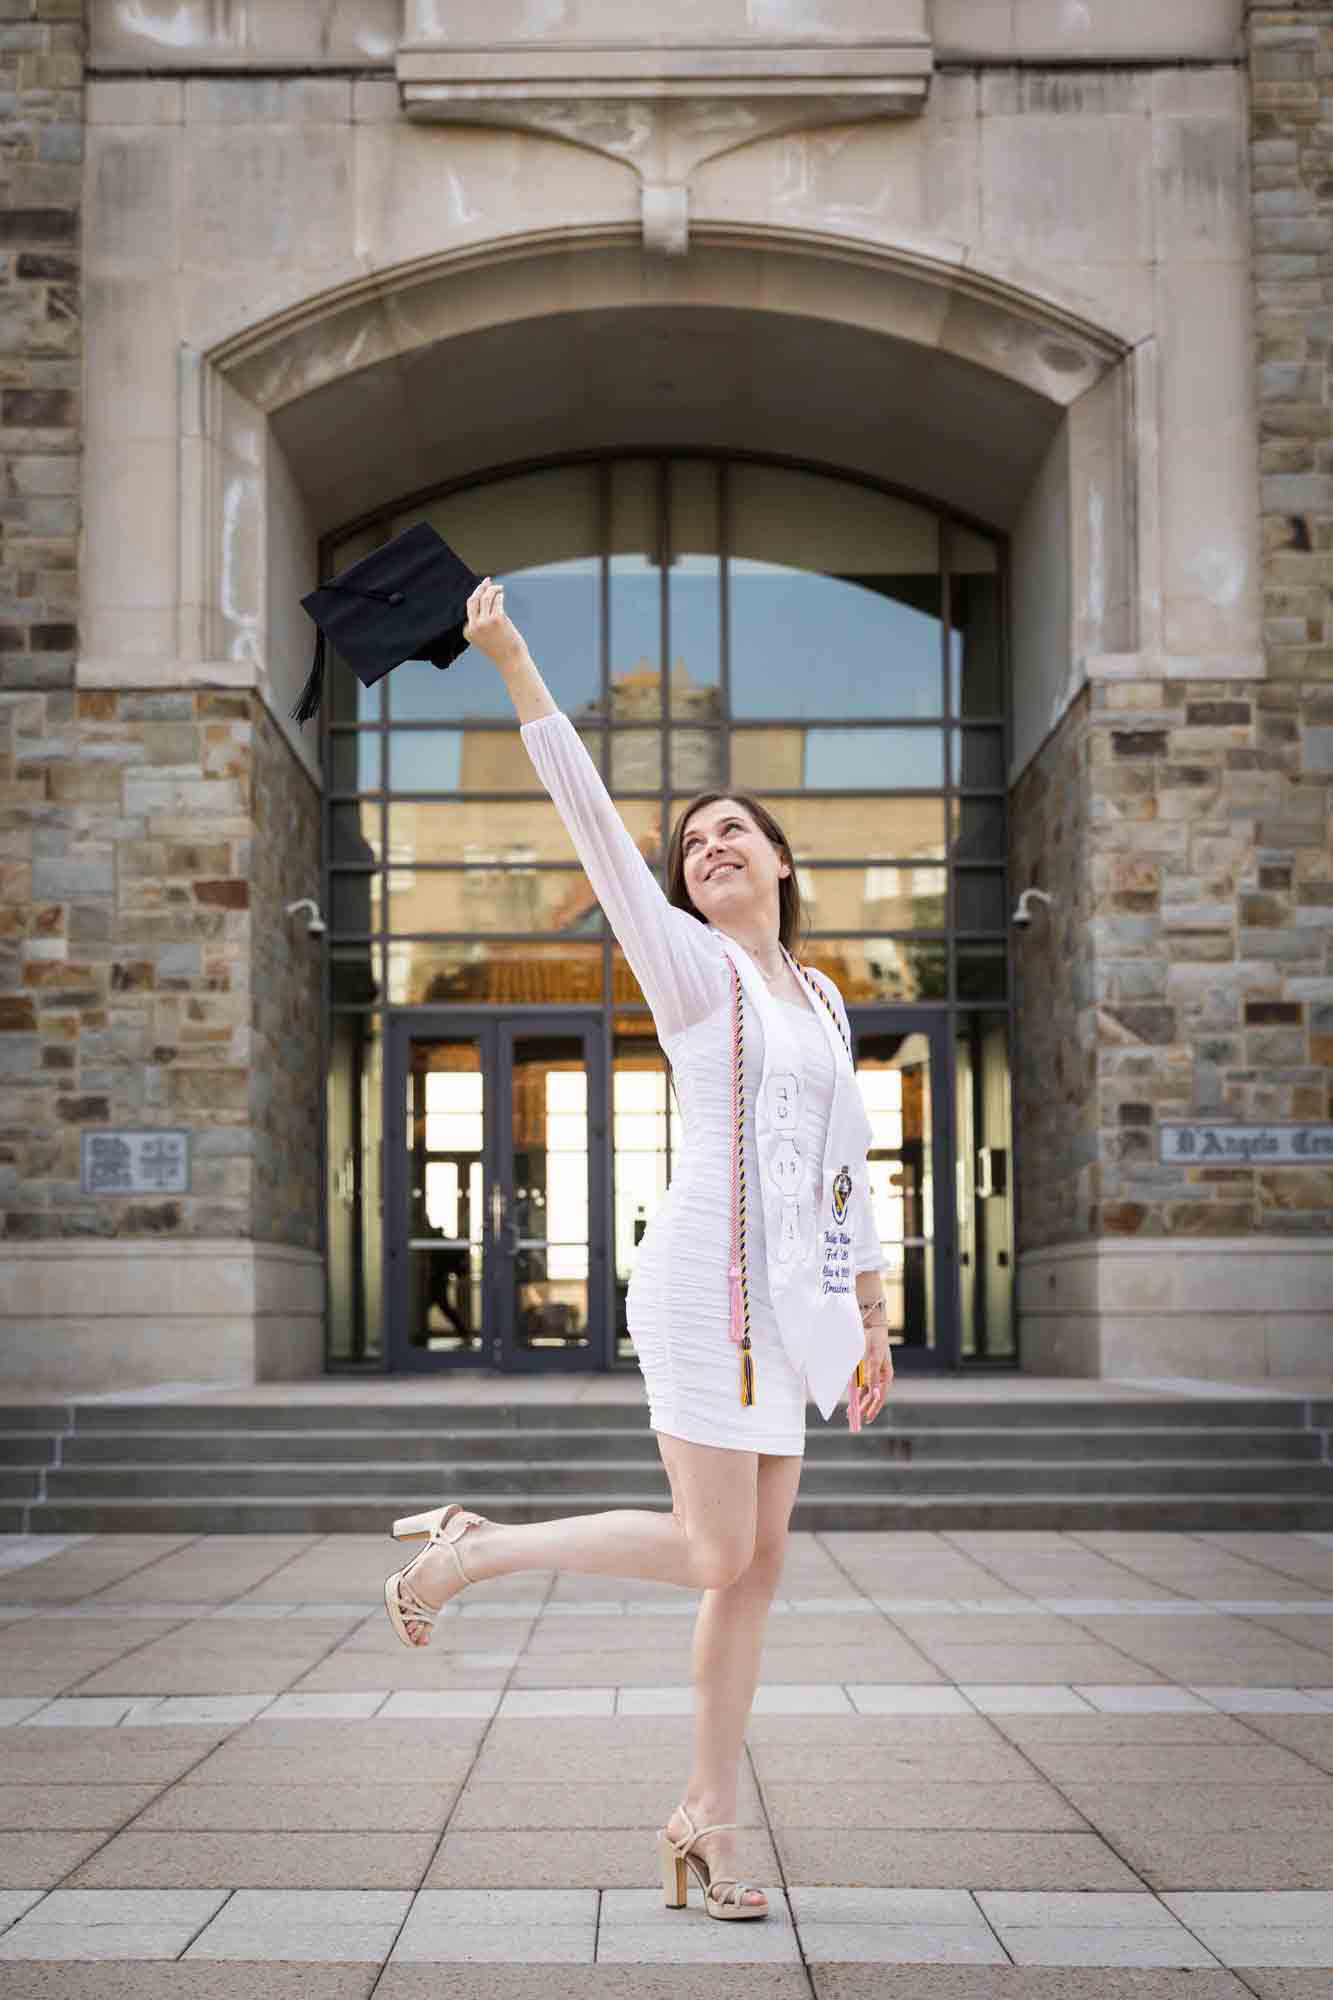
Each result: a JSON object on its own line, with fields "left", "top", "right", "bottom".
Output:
{"left": 856, "top": 1325, "right": 894, "bottom": 1424}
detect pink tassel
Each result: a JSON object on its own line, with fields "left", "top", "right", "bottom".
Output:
{"left": 846, "top": 1359, "right": 865, "bottom": 1432}
{"left": 728, "top": 1264, "right": 743, "bottom": 1345}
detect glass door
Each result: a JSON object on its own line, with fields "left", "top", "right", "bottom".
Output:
{"left": 852, "top": 1010, "right": 957, "bottom": 1370}
{"left": 385, "top": 1011, "right": 607, "bottom": 1374}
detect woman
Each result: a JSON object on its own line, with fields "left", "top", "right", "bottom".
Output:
{"left": 385, "top": 577, "right": 894, "bottom": 1921}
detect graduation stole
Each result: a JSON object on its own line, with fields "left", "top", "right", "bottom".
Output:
{"left": 725, "top": 955, "right": 867, "bottom": 1423}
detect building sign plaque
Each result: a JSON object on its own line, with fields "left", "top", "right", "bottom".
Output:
{"left": 80, "top": 1129, "right": 190, "bottom": 1196}
{"left": 1159, "top": 1123, "right": 1333, "bottom": 1166}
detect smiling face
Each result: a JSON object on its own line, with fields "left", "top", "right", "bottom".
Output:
{"left": 679, "top": 797, "right": 791, "bottom": 922}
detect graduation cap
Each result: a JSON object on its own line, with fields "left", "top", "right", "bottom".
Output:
{"left": 291, "top": 521, "right": 485, "bottom": 725}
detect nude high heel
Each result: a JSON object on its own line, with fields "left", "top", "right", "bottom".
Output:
{"left": 383, "top": 1502, "right": 485, "bottom": 1648}
{"left": 657, "top": 1805, "right": 769, "bottom": 1920}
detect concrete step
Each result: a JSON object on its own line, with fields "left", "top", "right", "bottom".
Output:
{"left": 14, "top": 1397, "right": 1308, "bottom": 1433}
{"left": 19, "top": 1424, "right": 1324, "bottom": 1468}
{"left": 13, "top": 1491, "right": 1333, "bottom": 1536}
{"left": 38, "top": 1458, "right": 1333, "bottom": 1501}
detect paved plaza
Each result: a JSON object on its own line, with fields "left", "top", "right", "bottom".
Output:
{"left": 0, "top": 1526, "right": 1332, "bottom": 1996}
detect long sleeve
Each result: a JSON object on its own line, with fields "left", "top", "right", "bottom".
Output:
{"left": 520, "top": 710, "right": 725, "bottom": 1041}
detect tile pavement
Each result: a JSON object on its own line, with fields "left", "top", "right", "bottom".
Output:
{"left": 0, "top": 1529, "right": 1330, "bottom": 1991}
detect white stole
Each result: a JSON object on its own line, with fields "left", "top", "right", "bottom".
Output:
{"left": 708, "top": 928, "right": 875, "bottom": 1423}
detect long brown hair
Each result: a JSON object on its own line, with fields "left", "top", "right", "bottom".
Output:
{"left": 665, "top": 789, "right": 805, "bottom": 950}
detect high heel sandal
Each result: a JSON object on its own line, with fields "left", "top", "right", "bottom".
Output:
{"left": 658, "top": 1805, "right": 768, "bottom": 1920}
{"left": 383, "top": 1502, "right": 486, "bottom": 1648}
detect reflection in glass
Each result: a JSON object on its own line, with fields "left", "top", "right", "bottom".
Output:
{"left": 747, "top": 794, "right": 948, "bottom": 863}
{"left": 799, "top": 939, "right": 947, "bottom": 1003}
{"left": 729, "top": 464, "right": 942, "bottom": 720}
{"left": 610, "top": 459, "right": 662, "bottom": 720}
{"left": 668, "top": 459, "right": 721, "bottom": 702}
{"left": 388, "top": 797, "right": 596, "bottom": 867}
{"left": 855, "top": 1029, "right": 934, "bottom": 1347}
{"left": 669, "top": 728, "right": 723, "bottom": 791}
{"left": 386, "top": 867, "right": 595, "bottom": 937}
{"left": 610, "top": 728, "right": 663, "bottom": 791}
{"left": 512, "top": 1037, "right": 589, "bottom": 1348}
{"left": 407, "top": 1040, "right": 484, "bottom": 1353}
{"left": 387, "top": 939, "right": 604, "bottom": 1008}
{"left": 950, "top": 527, "right": 1004, "bottom": 717}
{"left": 733, "top": 731, "right": 948, "bottom": 797}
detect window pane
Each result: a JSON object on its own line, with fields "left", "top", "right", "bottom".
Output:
{"left": 729, "top": 465, "right": 942, "bottom": 720}
{"left": 800, "top": 938, "right": 948, "bottom": 1002}
{"left": 388, "top": 798, "right": 602, "bottom": 866}
{"left": 956, "top": 943, "right": 1008, "bottom": 1000}
{"left": 786, "top": 866, "right": 946, "bottom": 934}
{"left": 950, "top": 526, "right": 1004, "bottom": 717}
{"left": 385, "top": 726, "right": 603, "bottom": 795}
{"left": 610, "top": 458, "right": 661, "bottom": 720}
{"left": 731, "top": 727, "right": 943, "bottom": 792}
{"left": 669, "top": 458, "right": 721, "bottom": 703}
{"left": 610, "top": 728, "right": 662, "bottom": 790}
{"left": 669, "top": 728, "right": 723, "bottom": 790}
{"left": 748, "top": 795, "right": 948, "bottom": 863}
{"left": 955, "top": 871, "right": 1007, "bottom": 932}
{"left": 959, "top": 726, "right": 1005, "bottom": 788}
{"left": 385, "top": 868, "right": 600, "bottom": 936}
{"left": 330, "top": 800, "right": 381, "bottom": 865}
{"left": 386, "top": 939, "right": 603, "bottom": 1007}
{"left": 405, "top": 466, "right": 601, "bottom": 720}
{"left": 954, "top": 798, "right": 1006, "bottom": 862}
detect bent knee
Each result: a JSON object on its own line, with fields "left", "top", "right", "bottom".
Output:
{"left": 686, "top": 1535, "right": 754, "bottom": 1590}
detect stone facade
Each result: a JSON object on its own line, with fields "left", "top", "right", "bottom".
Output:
{"left": 0, "top": 1, "right": 82, "bottom": 701}
{"left": 1013, "top": 677, "right": 1333, "bottom": 1247}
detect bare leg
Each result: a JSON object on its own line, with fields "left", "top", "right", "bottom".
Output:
{"left": 666, "top": 1449, "right": 803, "bottom": 1911}
{"left": 393, "top": 1432, "right": 760, "bottom": 1637}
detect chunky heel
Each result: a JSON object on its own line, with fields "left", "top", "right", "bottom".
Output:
{"left": 392, "top": 1508, "right": 446, "bottom": 1542}
{"left": 659, "top": 1829, "right": 688, "bottom": 1908}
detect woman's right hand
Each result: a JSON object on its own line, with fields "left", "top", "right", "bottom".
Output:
{"left": 464, "top": 577, "right": 528, "bottom": 672}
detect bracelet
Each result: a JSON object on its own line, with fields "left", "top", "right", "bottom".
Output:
{"left": 858, "top": 1299, "right": 887, "bottom": 1322}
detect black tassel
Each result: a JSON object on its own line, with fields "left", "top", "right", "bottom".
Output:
{"left": 290, "top": 627, "right": 326, "bottom": 725}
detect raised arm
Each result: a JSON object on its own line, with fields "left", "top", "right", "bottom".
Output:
{"left": 463, "top": 577, "right": 724, "bottom": 1040}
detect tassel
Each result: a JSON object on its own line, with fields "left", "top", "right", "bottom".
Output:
{"left": 740, "top": 1338, "right": 755, "bottom": 1407}
{"left": 847, "top": 1357, "right": 865, "bottom": 1433}
{"left": 290, "top": 626, "right": 326, "bottom": 725}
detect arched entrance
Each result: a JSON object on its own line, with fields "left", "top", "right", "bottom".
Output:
{"left": 197, "top": 227, "right": 1139, "bottom": 1378}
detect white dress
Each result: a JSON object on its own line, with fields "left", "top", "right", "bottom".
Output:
{"left": 520, "top": 710, "right": 882, "bottom": 1457}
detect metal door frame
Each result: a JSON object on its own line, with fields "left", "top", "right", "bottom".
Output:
{"left": 851, "top": 1005, "right": 959, "bottom": 1373}
{"left": 385, "top": 1007, "right": 608, "bottom": 1377}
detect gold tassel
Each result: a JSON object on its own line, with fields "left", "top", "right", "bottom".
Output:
{"left": 740, "top": 1337, "right": 755, "bottom": 1406}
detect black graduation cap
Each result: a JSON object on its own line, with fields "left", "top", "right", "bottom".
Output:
{"left": 291, "top": 521, "right": 485, "bottom": 725}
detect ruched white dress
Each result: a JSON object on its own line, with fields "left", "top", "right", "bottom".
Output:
{"left": 520, "top": 710, "right": 883, "bottom": 1457}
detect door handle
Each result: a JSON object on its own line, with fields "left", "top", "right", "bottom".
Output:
{"left": 490, "top": 1179, "right": 519, "bottom": 1256}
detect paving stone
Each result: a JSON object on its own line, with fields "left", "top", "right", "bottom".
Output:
{"left": 184, "top": 1888, "right": 412, "bottom": 1963}
{"left": 66, "top": 1831, "right": 440, "bottom": 1891}
{"left": 1188, "top": 1688, "right": 1331, "bottom": 1713}
{"left": 1073, "top": 1686, "right": 1215, "bottom": 1713}
{"left": 771, "top": 1830, "right": 1144, "bottom": 1890}
{"left": 497, "top": 1691, "right": 616, "bottom": 1719}
{"left": 0, "top": 1889, "right": 228, "bottom": 1962}
{"left": 22, "top": 1701, "right": 142, "bottom": 1729}
{"left": 0, "top": 1889, "right": 44, "bottom": 1930}
{"left": 1187, "top": 1928, "right": 1333, "bottom": 1968}
{"left": 0, "top": 1833, "right": 109, "bottom": 1888}
{"left": 133, "top": 1782, "right": 459, "bottom": 1833}
{"left": 424, "top": 1829, "right": 767, "bottom": 1891}
{"left": 1000, "top": 1928, "right": 1223, "bottom": 1967}
{"left": 0, "top": 1784, "right": 161, "bottom": 1830}
{"left": 961, "top": 1686, "right": 1096, "bottom": 1715}
{"left": 0, "top": 1728, "right": 233, "bottom": 1785}
{"left": 749, "top": 1744, "right": 1034, "bottom": 1783}
{"left": 797, "top": 1924, "right": 1009, "bottom": 1964}
{"left": 1066, "top": 1783, "right": 1333, "bottom": 1836}
{"left": 1112, "top": 1831, "right": 1333, "bottom": 1891}
{"left": 760, "top": 1782, "right": 1085, "bottom": 1831}
{"left": 790, "top": 1889, "right": 986, "bottom": 1923}
{"left": 0, "top": 1701, "right": 48, "bottom": 1726}
{"left": 990, "top": 1713, "right": 1264, "bottom": 1745}
{"left": 976, "top": 1893, "right": 1182, "bottom": 1930}
{"left": 847, "top": 1686, "right": 974, "bottom": 1714}
{"left": 0, "top": 1973, "right": 376, "bottom": 1998}
{"left": 120, "top": 1697, "right": 277, "bottom": 1727}
{"left": 1017, "top": 1745, "right": 1323, "bottom": 1786}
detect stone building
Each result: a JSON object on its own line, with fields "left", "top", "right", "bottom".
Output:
{"left": 1, "top": 1, "right": 1329, "bottom": 1390}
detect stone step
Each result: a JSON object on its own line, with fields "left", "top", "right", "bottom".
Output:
{"left": 6, "top": 1423, "right": 1322, "bottom": 1469}
{"left": 12, "top": 1397, "right": 1306, "bottom": 1433}
{"left": 11, "top": 1491, "right": 1333, "bottom": 1536}
{"left": 37, "top": 1458, "right": 1333, "bottom": 1501}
